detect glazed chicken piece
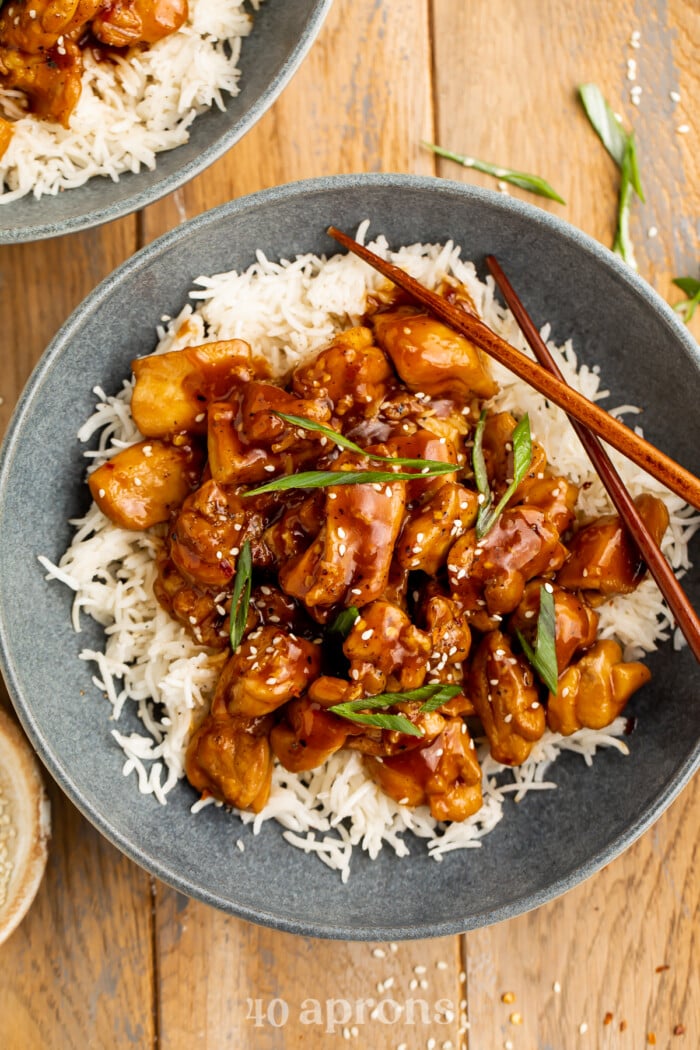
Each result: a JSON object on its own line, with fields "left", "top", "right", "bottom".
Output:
{"left": 469, "top": 630, "right": 545, "bottom": 766}
{"left": 91, "top": 0, "right": 187, "bottom": 48}
{"left": 185, "top": 711, "right": 274, "bottom": 812}
{"left": 0, "top": 40, "right": 82, "bottom": 125}
{"left": 447, "top": 506, "right": 568, "bottom": 625}
{"left": 509, "top": 580, "right": 599, "bottom": 672}
{"left": 88, "top": 437, "right": 202, "bottom": 530}
{"left": 383, "top": 428, "right": 459, "bottom": 503}
{"left": 514, "top": 475, "right": 579, "bottom": 534}
{"left": 279, "top": 450, "right": 406, "bottom": 616}
{"left": 556, "top": 494, "right": 669, "bottom": 596}
{"left": 364, "top": 718, "right": 483, "bottom": 822}
{"left": 416, "top": 593, "right": 473, "bottom": 715}
{"left": 262, "top": 493, "right": 324, "bottom": 567}
{"left": 342, "top": 599, "right": 431, "bottom": 695}
{"left": 291, "top": 326, "right": 394, "bottom": 417}
{"left": 270, "top": 695, "right": 350, "bottom": 773}
{"left": 169, "top": 479, "right": 250, "bottom": 589}
{"left": 0, "top": 0, "right": 102, "bottom": 51}
{"left": 371, "top": 304, "right": 498, "bottom": 402}
{"left": 214, "top": 625, "right": 321, "bottom": 719}
{"left": 131, "top": 339, "right": 257, "bottom": 438}
{"left": 396, "top": 482, "right": 478, "bottom": 575}
{"left": 547, "top": 639, "right": 651, "bottom": 735}
{"left": 154, "top": 553, "right": 231, "bottom": 649}
{"left": 207, "top": 382, "right": 331, "bottom": 486}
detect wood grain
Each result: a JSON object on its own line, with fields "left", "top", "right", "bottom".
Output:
{"left": 0, "top": 0, "right": 697, "bottom": 1048}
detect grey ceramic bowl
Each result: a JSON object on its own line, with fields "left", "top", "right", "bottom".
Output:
{"left": 1, "top": 175, "right": 698, "bottom": 939}
{"left": 0, "top": 0, "right": 331, "bottom": 244}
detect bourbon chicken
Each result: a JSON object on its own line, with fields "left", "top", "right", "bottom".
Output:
{"left": 0, "top": 0, "right": 187, "bottom": 143}
{"left": 92, "top": 281, "right": 666, "bottom": 823}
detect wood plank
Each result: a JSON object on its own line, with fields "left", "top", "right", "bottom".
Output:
{"left": 431, "top": 1, "right": 699, "bottom": 1047}
{"left": 0, "top": 219, "right": 157, "bottom": 1049}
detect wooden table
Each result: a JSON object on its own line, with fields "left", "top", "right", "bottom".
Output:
{"left": 1, "top": 1, "right": 698, "bottom": 1047}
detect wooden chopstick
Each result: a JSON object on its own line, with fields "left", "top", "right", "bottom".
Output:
{"left": 485, "top": 254, "right": 700, "bottom": 663}
{"left": 327, "top": 226, "right": 700, "bottom": 512}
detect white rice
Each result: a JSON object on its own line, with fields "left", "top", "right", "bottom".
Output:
{"left": 40, "top": 222, "right": 699, "bottom": 881}
{"left": 0, "top": 0, "right": 259, "bottom": 201}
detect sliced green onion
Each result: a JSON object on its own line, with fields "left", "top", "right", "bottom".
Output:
{"left": 229, "top": 540, "right": 252, "bottom": 651}
{"left": 612, "top": 134, "right": 638, "bottom": 269}
{"left": 516, "top": 584, "right": 559, "bottom": 695}
{"left": 328, "top": 606, "right": 360, "bottom": 639}
{"left": 273, "top": 411, "right": 456, "bottom": 473}
{"left": 329, "top": 682, "right": 462, "bottom": 736}
{"left": 422, "top": 142, "right": 565, "bottom": 204}
{"left": 243, "top": 463, "right": 455, "bottom": 497}
{"left": 672, "top": 277, "right": 700, "bottom": 324}
{"left": 472, "top": 410, "right": 493, "bottom": 533}
{"left": 475, "top": 414, "right": 532, "bottom": 538}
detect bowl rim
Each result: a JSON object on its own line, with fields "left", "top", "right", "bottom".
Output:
{"left": 1, "top": 173, "right": 698, "bottom": 939}
{"left": 0, "top": 0, "right": 334, "bottom": 245}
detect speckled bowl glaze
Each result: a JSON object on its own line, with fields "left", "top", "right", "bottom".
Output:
{"left": 0, "top": 175, "right": 698, "bottom": 939}
{"left": 0, "top": 0, "right": 332, "bottom": 244}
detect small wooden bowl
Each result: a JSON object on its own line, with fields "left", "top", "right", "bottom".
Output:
{"left": 0, "top": 707, "right": 50, "bottom": 945}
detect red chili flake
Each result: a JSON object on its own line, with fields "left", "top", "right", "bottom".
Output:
{"left": 603, "top": 1012, "right": 613, "bottom": 1026}
{"left": 620, "top": 1020, "right": 628, "bottom": 1032}
{"left": 655, "top": 964, "right": 671, "bottom": 973}
{"left": 673, "top": 1025, "right": 686, "bottom": 1036}
{"left": 647, "top": 1034, "right": 657, "bottom": 1046}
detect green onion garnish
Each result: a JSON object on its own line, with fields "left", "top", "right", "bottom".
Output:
{"left": 273, "top": 411, "right": 457, "bottom": 473}
{"left": 578, "top": 84, "right": 644, "bottom": 269}
{"left": 229, "top": 540, "right": 252, "bottom": 651}
{"left": 474, "top": 413, "right": 532, "bottom": 538}
{"left": 672, "top": 277, "right": 700, "bottom": 325}
{"left": 516, "top": 584, "right": 559, "bottom": 695}
{"left": 329, "top": 683, "right": 462, "bottom": 736}
{"left": 328, "top": 606, "right": 360, "bottom": 639}
{"left": 243, "top": 464, "right": 455, "bottom": 497}
{"left": 472, "top": 409, "right": 493, "bottom": 533}
{"left": 422, "top": 142, "right": 565, "bottom": 204}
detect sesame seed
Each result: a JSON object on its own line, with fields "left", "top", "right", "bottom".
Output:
{"left": 398, "top": 796, "right": 409, "bottom": 805}
{"left": 338, "top": 544, "right": 347, "bottom": 556}
{"left": 328, "top": 492, "right": 337, "bottom": 500}
{"left": 133, "top": 477, "right": 142, "bottom": 487}
{"left": 372, "top": 947, "right": 385, "bottom": 957}
{"left": 361, "top": 629, "right": 374, "bottom": 640}
{"left": 437, "top": 960, "right": 448, "bottom": 970}
{"left": 553, "top": 980, "right": 561, "bottom": 993}
{"left": 264, "top": 464, "right": 276, "bottom": 473}
{"left": 265, "top": 677, "right": 276, "bottom": 686}
{"left": 504, "top": 714, "right": 513, "bottom": 723}
{"left": 188, "top": 616, "right": 197, "bottom": 625}
{"left": 351, "top": 588, "right": 362, "bottom": 595}
{"left": 229, "top": 547, "right": 239, "bottom": 556}
{"left": 677, "top": 124, "right": 690, "bottom": 134}
{"left": 670, "top": 90, "right": 681, "bottom": 102}
{"left": 233, "top": 522, "right": 243, "bottom": 531}
{"left": 98, "top": 488, "right": 106, "bottom": 498}
{"left": 143, "top": 445, "right": 153, "bottom": 456}
{"left": 579, "top": 1022, "right": 588, "bottom": 1034}
{"left": 216, "top": 551, "right": 223, "bottom": 560}
{"left": 195, "top": 412, "right": 206, "bottom": 423}
{"left": 337, "top": 527, "right": 347, "bottom": 539}
{"left": 648, "top": 226, "right": 658, "bottom": 238}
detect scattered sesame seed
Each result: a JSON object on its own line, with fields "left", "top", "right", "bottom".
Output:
{"left": 579, "top": 1022, "right": 588, "bottom": 1034}
{"left": 504, "top": 714, "right": 513, "bottom": 723}
{"left": 328, "top": 492, "right": 338, "bottom": 499}
{"left": 338, "top": 543, "right": 347, "bottom": 556}
{"left": 398, "top": 796, "right": 409, "bottom": 805}
{"left": 133, "top": 477, "right": 142, "bottom": 487}
{"left": 677, "top": 124, "right": 690, "bottom": 134}
{"left": 437, "top": 960, "right": 448, "bottom": 970}
{"left": 361, "top": 629, "right": 374, "bottom": 640}
{"left": 216, "top": 550, "right": 223, "bottom": 560}
{"left": 229, "top": 547, "right": 239, "bottom": 556}
{"left": 265, "top": 677, "right": 276, "bottom": 686}
{"left": 98, "top": 488, "right": 106, "bottom": 498}
{"left": 553, "top": 981, "right": 561, "bottom": 993}
{"left": 670, "top": 90, "right": 681, "bottom": 103}
{"left": 371, "top": 946, "right": 385, "bottom": 958}
{"left": 263, "top": 464, "right": 276, "bottom": 473}
{"left": 648, "top": 226, "right": 658, "bottom": 238}
{"left": 338, "top": 527, "right": 347, "bottom": 539}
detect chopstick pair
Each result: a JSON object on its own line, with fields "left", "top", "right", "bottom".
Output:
{"left": 327, "top": 226, "right": 700, "bottom": 662}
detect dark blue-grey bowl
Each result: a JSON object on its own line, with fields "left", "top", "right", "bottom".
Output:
{"left": 1, "top": 174, "right": 698, "bottom": 939}
{"left": 0, "top": 0, "right": 332, "bottom": 244}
